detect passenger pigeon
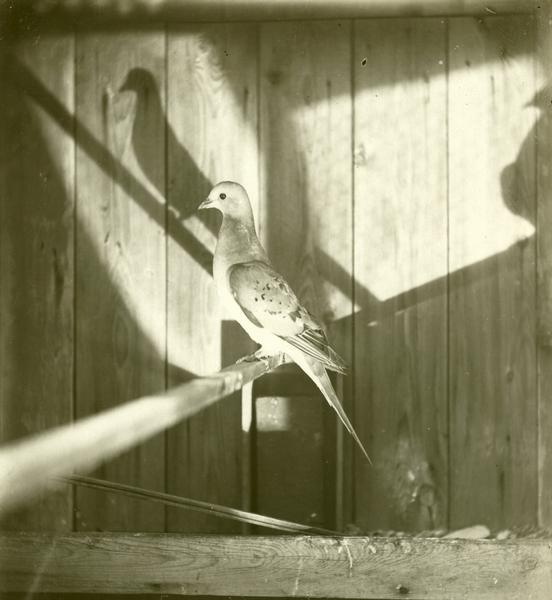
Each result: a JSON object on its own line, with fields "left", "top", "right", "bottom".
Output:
{"left": 199, "top": 181, "right": 370, "bottom": 462}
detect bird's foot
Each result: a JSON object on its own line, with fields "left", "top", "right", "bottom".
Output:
{"left": 236, "top": 348, "right": 276, "bottom": 369}
{"left": 236, "top": 353, "right": 258, "bottom": 364}
{"left": 254, "top": 348, "right": 284, "bottom": 369}
{"left": 256, "top": 356, "right": 272, "bottom": 370}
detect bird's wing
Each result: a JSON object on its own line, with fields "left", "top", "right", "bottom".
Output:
{"left": 228, "top": 261, "right": 347, "bottom": 374}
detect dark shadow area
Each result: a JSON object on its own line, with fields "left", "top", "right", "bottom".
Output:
{"left": 0, "top": 595, "right": 318, "bottom": 600}
{"left": 0, "top": 44, "right": 201, "bottom": 533}
{"left": 501, "top": 86, "right": 545, "bottom": 228}
{"left": 119, "top": 67, "right": 216, "bottom": 232}
{"left": 0, "top": 45, "right": 73, "bottom": 532}
{"left": 1, "top": 1, "right": 537, "bottom": 32}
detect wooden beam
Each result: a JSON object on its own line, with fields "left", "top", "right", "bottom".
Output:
{"left": 0, "top": 534, "right": 550, "bottom": 598}
{"left": 18, "top": 0, "right": 535, "bottom": 23}
{"left": 0, "top": 356, "right": 284, "bottom": 516}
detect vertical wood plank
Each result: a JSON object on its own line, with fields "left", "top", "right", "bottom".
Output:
{"left": 448, "top": 16, "right": 538, "bottom": 530}
{"left": 166, "top": 24, "right": 258, "bottom": 532}
{"left": 259, "top": 21, "right": 353, "bottom": 530}
{"left": 0, "top": 33, "right": 74, "bottom": 531}
{"left": 75, "top": 33, "right": 166, "bottom": 531}
{"left": 353, "top": 18, "right": 448, "bottom": 532}
{"left": 536, "top": 3, "right": 552, "bottom": 529}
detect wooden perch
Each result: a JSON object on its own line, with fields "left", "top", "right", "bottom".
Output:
{"left": 0, "top": 354, "right": 284, "bottom": 515}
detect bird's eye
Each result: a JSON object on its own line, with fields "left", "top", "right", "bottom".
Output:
{"left": 219, "top": 193, "right": 226, "bottom": 200}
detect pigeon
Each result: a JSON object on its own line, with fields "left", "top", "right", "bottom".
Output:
{"left": 198, "top": 181, "right": 370, "bottom": 462}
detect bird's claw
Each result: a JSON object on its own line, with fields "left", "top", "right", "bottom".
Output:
{"left": 236, "top": 349, "right": 274, "bottom": 369}
{"left": 236, "top": 353, "right": 259, "bottom": 364}
{"left": 256, "top": 356, "right": 271, "bottom": 370}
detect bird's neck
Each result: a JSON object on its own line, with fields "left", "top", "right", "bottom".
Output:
{"left": 133, "top": 87, "right": 160, "bottom": 127}
{"left": 215, "top": 212, "right": 265, "bottom": 268}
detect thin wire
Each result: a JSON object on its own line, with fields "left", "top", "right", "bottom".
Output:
{"left": 59, "top": 475, "right": 338, "bottom": 535}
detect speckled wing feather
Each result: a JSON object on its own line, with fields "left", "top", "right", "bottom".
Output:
{"left": 228, "top": 261, "right": 348, "bottom": 374}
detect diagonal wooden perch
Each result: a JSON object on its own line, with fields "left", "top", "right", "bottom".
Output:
{"left": 0, "top": 354, "right": 285, "bottom": 516}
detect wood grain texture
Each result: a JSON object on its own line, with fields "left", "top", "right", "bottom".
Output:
{"left": 0, "top": 35, "right": 74, "bottom": 531}
{"left": 75, "top": 32, "right": 166, "bottom": 531}
{"left": 1, "top": 533, "right": 551, "bottom": 599}
{"left": 166, "top": 23, "right": 258, "bottom": 532}
{"left": 536, "top": 2, "right": 552, "bottom": 529}
{"left": 448, "top": 16, "right": 538, "bottom": 530}
{"left": 259, "top": 21, "right": 353, "bottom": 530}
{"left": 353, "top": 19, "right": 448, "bottom": 532}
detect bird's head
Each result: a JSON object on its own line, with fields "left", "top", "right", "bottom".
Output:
{"left": 525, "top": 86, "right": 552, "bottom": 110}
{"left": 119, "top": 68, "right": 156, "bottom": 94}
{"left": 198, "top": 181, "right": 253, "bottom": 219}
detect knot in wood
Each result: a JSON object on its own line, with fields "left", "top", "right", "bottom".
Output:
{"left": 396, "top": 584, "right": 409, "bottom": 595}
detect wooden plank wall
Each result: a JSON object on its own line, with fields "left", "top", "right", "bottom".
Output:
{"left": 0, "top": 34, "right": 75, "bottom": 531}
{"left": 75, "top": 33, "right": 167, "bottom": 531}
{"left": 0, "top": 11, "right": 547, "bottom": 534}
{"left": 448, "top": 16, "right": 537, "bottom": 531}
{"left": 353, "top": 18, "right": 448, "bottom": 532}
{"left": 257, "top": 21, "right": 352, "bottom": 530}
{"left": 166, "top": 23, "right": 258, "bottom": 533}
{"left": 536, "top": 1, "right": 552, "bottom": 532}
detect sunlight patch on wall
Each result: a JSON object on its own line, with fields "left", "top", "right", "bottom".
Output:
{"left": 448, "top": 54, "right": 537, "bottom": 274}
{"left": 352, "top": 57, "right": 536, "bottom": 302}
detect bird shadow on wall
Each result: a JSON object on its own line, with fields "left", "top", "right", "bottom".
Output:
{"left": 119, "top": 67, "right": 218, "bottom": 238}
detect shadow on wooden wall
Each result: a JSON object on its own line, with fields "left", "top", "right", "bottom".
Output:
{"left": 0, "top": 8, "right": 548, "bottom": 537}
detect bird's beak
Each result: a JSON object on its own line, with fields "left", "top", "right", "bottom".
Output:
{"left": 198, "top": 198, "right": 213, "bottom": 211}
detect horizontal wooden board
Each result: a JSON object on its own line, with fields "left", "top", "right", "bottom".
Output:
{"left": 14, "top": 0, "right": 535, "bottom": 24}
{"left": 0, "top": 534, "right": 550, "bottom": 599}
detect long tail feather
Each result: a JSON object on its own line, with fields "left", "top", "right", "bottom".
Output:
{"left": 285, "top": 346, "right": 371, "bottom": 464}
{"left": 284, "top": 330, "right": 348, "bottom": 375}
